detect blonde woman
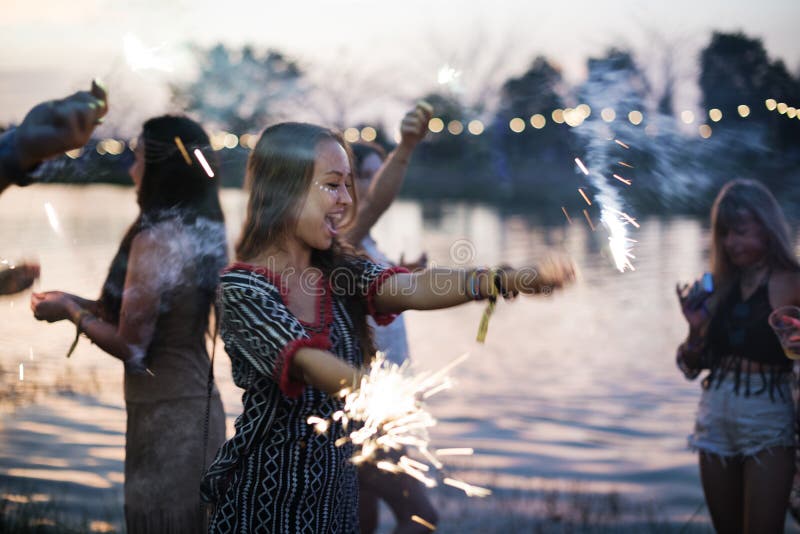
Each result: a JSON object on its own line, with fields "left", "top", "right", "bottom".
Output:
{"left": 676, "top": 179, "right": 800, "bottom": 532}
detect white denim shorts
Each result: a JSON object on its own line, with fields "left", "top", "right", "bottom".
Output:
{"left": 689, "top": 373, "right": 795, "bottom": 458}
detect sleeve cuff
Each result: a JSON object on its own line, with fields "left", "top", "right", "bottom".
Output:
{"left": 366, "top": 266, "right": 409, "bottom": 326}
{"left": 275, "top": 333, "right": 332, "bottom": 398}
{"left": 0, "top": 129, "right": 38, "bottom": 187}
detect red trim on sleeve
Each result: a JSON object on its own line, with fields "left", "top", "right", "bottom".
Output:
{"left": 366, "top": 266, "right": 409, "bottom": 326}
{"left": 275, "top": 334, "right": 332, "bottom": 398}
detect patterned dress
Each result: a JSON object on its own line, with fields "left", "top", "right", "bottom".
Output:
{"left": 201, "top": 259, "right": 405, "bottom": 533}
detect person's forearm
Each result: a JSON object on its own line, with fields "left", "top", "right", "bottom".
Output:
{"left": 66, "top": 302, "right": 137, "bottom": 363}
{"left": 68, "top": 294, "right": 104, "bottom": 317}
{"left": 375, "top": 268, "right": 473, "bottom": 314}
{"left": 293, "top": 347, "right": 361, "bottom": 395}
{"left": 347, "top": 144, "right": 415, "bottom": 245}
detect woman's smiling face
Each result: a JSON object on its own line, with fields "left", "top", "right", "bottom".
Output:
{"left": 294, "top": 139, "right": 354, "bottom": 251}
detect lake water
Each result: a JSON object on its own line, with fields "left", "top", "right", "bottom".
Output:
{"left": 0, "top": 185, "right": 796, "bottom": 532}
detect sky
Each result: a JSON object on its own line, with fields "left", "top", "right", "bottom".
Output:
{"left": 1, "top": 0, "right": 798, "bottom": 133}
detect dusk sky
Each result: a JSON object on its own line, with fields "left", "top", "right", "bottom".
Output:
{"left": 2, "top": 0, "right": 798, "bottom": 132}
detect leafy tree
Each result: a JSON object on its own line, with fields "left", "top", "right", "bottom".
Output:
{"left": 171, "top": 44, "right": 306, "bottom": 133}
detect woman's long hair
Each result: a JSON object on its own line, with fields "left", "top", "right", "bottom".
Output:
{"left": 235, "top": 122, "right": 375, "bottom": 362}
{"left": 710, "top": 179, "right": 800, "bottom": 296}
{"left": 99, "top": 115, "right": 225, "bottom": 325}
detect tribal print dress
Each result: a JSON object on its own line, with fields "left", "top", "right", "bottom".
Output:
{"left": 201, "top": 259, "right": 405, "bottom": 533}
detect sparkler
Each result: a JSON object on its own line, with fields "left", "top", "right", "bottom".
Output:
{"left": 309, "top": 352, "right": 491, "bottom": 498}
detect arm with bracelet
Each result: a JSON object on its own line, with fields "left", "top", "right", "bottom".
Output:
{"left": 32, "top": 229, "right": 162, "bottom": 373}
{"left": 373, "top": 257, "right": 575, "bottom": 341}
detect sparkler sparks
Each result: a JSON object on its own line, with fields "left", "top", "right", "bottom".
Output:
{"left": 44, "top": 202, "right": 62, "bottom": 235}
{"left": 561, "top": 206, "right": 572, "bottom": 224}
{"left": 614, "top": 139, "right": 630, "bottom": 149}
{"left": 411, "top": 515, "right": 437, "bottom": 531}
{"left": 612, "top": 174, "right": 632, "bottom": 185}
{"left": 19, "top": 363, "right": 24, "bottom": 381}
{"left": 193, "top": 149, "right": 215, "bottom": 178}
{"left": 123, "top": 33, "right": 173, "bottom": 73}
{"left": 617, "top": 161, "right": 634, "bottom": 169}
{"left": 582, "top": 209, "right": 595, "bottom": 231}
{"left": 574, "top": 157, "right": 590, "bottom": 175}
{"left": 308, "top": 353, "right": 490, "bottom": 498}
{"left": 578, "top": 188, "right": 592, "bottom": 206}
{"left": 601, "top": 209, "right": 637, "bottom": 272}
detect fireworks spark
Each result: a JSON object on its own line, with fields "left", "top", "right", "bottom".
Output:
{"left": 582, "top": 209, "right": 596, "bottom": 231}
{"left": 614, "top": 139, "right": 630, "bottom": 149}
{"left": 437, "top": 64, "right": 462, "bottom": 92}
{"left": 123, "top": 33, "right": 173, "bottom": 73}
{"left": 193, "top": 149, "right": 215, "bottom": 178}
{"left": 574, "top": 157, "right": 590, "bottom": 175}
{"left": 309, "top": 352, "right": 490, "bottom": 498}
{"left": 578, "top": 188, "right": 592, "bottom": 206}
{"left": 612, "top": 174, "right": 632, "bottom": 185}
{"left": 411, "top": 515, "right": 437, "bottom": 531}
{"left": 617, "top": 161, "right": 634, "bottom": 169}
{"left": 44, "top": 202, "right": 62, "bottom": 235}
{"left": 561, "top": 206, "right": 572, "bottom": 224}
{"left": 601, "top": 209, "right": 637, "bottom": 272}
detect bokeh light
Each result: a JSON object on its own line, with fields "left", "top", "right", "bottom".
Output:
{"left": 428, "top": 118, "right": 444, "bottom": 133}
{"left": 600, "top": 108, "right": 616, "bottom": 122}
{"left": 447, "top": 120, "right": 464, "bottom": 135}
{"left": 530, "top": 114, "right": 546, "bottom": 129}
{"left": 628, "top": 110, "right": 643, "bottom": 125}
{"left": 467, "top": 120, "right": 484, "bottom": 135}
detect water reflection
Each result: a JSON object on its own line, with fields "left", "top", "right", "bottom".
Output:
{"left": 0, "top": 185, "right": 721, "bottom": 527}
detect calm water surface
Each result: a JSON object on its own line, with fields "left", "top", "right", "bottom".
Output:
{"left": 0, "top": 185, "right": 790, "bottom": 530}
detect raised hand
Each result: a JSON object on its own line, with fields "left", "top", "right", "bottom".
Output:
{"left": 398, "top": 101, "right": 433, "bottom": 151}
{"left": 15, "top": 80, "right": 109, "bottom": 171}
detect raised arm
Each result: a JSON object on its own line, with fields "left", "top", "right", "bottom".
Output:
{"left": 1, "top": 80, "right": 108, "bottom": 194}
{"left": 345, "top": 102, "right": 432, "bottom": 245}
{"left": 373, "top": 259, "right": 576, "bottom": 315}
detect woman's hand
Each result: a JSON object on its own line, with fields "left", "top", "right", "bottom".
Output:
{"left": 31, "top": 291, "right": 78, "bottom": 323}
{"left": 676, "top": 282, "right": 710, "bottom": 330}
{"left": 511, "top": 255, "right": 577, "bottom": 295}
{"left": 0, "top": 262, "right": 40, "bottom": 295}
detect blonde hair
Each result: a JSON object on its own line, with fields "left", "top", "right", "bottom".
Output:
{"left": 710, "top": 179, "right": 799, "bottom": 291}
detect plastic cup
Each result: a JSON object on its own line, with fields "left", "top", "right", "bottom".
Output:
{"left": 768, "top": 305, "right": 800, "bottom": 360}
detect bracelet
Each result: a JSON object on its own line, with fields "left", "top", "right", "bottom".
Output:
{"left": 66, "top": 309, "right": 93, "bottom": 358}
{"left": 474, "top": 268, "right": 488, "bottom": 300}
